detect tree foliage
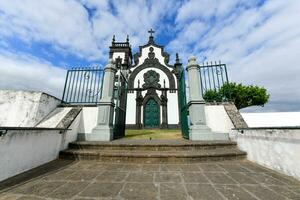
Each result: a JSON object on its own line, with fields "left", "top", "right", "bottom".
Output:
{"left": 203, "top": 82, "right": 270, "bottom": 110}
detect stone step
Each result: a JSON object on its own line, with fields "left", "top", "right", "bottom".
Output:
{"left": 68, "top": 140, "right": 238, "bottom": 151}
{"left": 59, "top": 148, "right": 247, "bottom": 163}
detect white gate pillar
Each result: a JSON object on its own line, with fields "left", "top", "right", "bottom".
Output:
{"left": 187, "top": 56, "right": 228, "bottom": 140}
{"left": 87, "top": 59, "right": 116, "bottom": 141}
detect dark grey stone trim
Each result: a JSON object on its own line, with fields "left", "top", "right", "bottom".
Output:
{"left": 128, "top": 59, "right": 176, "bottom": 90}
{"left": 223, "top": 103, "right": 248, "bottom": 129}
{"left": 56, "top": 108, "right": 82, "bottom": 129}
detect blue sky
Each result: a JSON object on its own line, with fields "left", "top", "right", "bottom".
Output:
{"left": 0, "top": 0, "right": 300, "bottom": 112}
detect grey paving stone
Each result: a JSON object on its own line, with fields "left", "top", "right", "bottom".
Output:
{"left": 218, "top": 164, "right": 251, "bottom": 173}
{"left": 121, "top": 164, "right": 143, "bottom": 171}
{"left": 179, "top": 164, "right": 201, "bottom": 172}
{"left": 141, "top": 164, "right": 160, "bottom": 171}
{"left": 264, "top": 172, "right": 300, "bottom": 187}
{"left": 125, "top": 172, "right": 154, "bottom": 182}
{"left": 120, "top": 183, "right": 158, "bottom": 200}
{"left": 204, "top": 173, "right": 237, "bottom": 184}
{"left": 79, "top": 182, "right": 123, "bottom": 198}
{"left": 0, "top": 194, "right": 20, "bottom": 200}
{"left": 12, "top": 181, "right": 64, "bottom": 196}
{"left": 288, "top": 186, "right": 300, "bottom": 195}
{"left": 65, "top": 170, "right": 100, "bottom": 181}
{"left": 160, "top": 164, "right": 182, "bottom": 172}
{"left": 199, "top": 163, "right": 226, "bottom": 172}
{"left": 2, "top": 160, "right": 300, "bottom": 200}
{"left": 185, "top": 183, "right": 224, "bottom": 200}
{"left": 215, "top": 185, "right": 257, "bottom": 200}
{"left": 243, "top": 185, "right": 286, "bottom": 200}
{"left": 17, "top": 196, "right": 45, "bottom": 200}
{"left": 160, "top": 183, "right": 188, "bottom": 200}
{"left": 267, "top": 185, "right": 300, "bottom": 200}
{"left": 42, "top": 169, "right": 76, "bottom": 181}
{"left": 246, "top": 173, "right": 287, "bottom": 186}
{"left": 85, "top": 163, "right": 107, "bottom": 171}
{"left": 239, "top": 162, "right": 271, "bottom": 173}
{"left": 181, "top": 172, "right": 209, "bottom": 183}
{"left": 154, "top": 172, "right": 182, "bottom": 183}
{"left": 47, "top": 181, "right": 89, "bottom": 199}
{"left": 102, "top": 164, "right": 124, "bottom": 171}
{"left": 226, "top": 172, "right": 258, "bottom": 185}
{"left": 96, "top": 171, "right": 127, "bottom": 182}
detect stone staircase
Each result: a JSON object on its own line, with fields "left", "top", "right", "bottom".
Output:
{"left": 59, "top": 139, "right": 246, "bottom": 163}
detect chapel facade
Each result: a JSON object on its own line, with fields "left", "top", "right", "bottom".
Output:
{"left": 109, "top": 31, "right": 180, "bottom": 129}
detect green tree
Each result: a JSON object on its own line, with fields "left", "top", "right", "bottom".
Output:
{"left": 203, "top": 82, "right": 270, "bottom": 110}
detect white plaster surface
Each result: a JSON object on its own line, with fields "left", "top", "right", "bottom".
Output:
{"left": 0, "top": 90, "right": 60, "bottom": 127}
{"left": 78, "top": 107, "right": 98, "bottom": 134}
{"left": 167, "top": 92, "right": 179, "bottom": 124}
{"left": 136, "top": 45, "right": 172, "bottom": 70}
{"left": 0, "top": 130, "right": 61, "bottom": 181}
{"left": 241, "top": 112, "right": 300, "bottom": 127}
{"left": 0, "top": 115, "right": 81, "bottom": 182}
{"left": 37, "top": 107, "right": 72, "bottom": 128}
{"left": 205, "top": 105, "right": 234, "bottom": 133}
{"left": 126, "top": 93, "right": 136, "bottom": 124}
{"left": 230, "top": 129, "right": 300, "bottom": 180}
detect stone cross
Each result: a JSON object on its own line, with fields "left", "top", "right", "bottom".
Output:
{"left": 148, "top": 28, "right": 155, "bottom": 37}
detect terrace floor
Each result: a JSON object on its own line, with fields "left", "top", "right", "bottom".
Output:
{"left": 0, "top": 160, "right": 300, "bottom": 200}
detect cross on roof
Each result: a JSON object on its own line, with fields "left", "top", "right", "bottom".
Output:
{"left": 148, "top": 28, "right": 155, "bottom": 37}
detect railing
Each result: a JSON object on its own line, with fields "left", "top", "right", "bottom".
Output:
{"left": 199, "top": 61, "right": 229, "bottom": 92}
{"left": 61, "top": 67, "right": 104, "bottom": 104}
{"left": 199, "top": 62, "right": 231, "bottom": 102}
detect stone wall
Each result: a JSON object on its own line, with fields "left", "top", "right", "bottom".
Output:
{"left": 230, "top": 128, "right": 300, "bottom": 180}
{"left": 0, "top": 90, "right": 60, "bottom": 127}
{"left": 0, "top": 114, "right": 81, "bottom": 182}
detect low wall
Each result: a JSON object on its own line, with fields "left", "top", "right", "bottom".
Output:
{"left": 0, "top": 90, "right": 60, "bottom": 127}
{"left": 0, "top": 113, "right": 80, "bottom": 182}
{"left": 205, "top": 105, "right": 234, "bottom": 133}
{"left": 241, "top": 112, "right": 300, "bottom": 127}
{"left": 230, "top": 128, "right": 300, "bottom": 180}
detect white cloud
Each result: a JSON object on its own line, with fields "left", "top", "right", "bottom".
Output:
{"left": 0, "top": 49, "right": 66, "bottom": 98}
{"left": 169, "top": 0, "right": 300, "bottom": 111}
{"left": 0, "top": 0, "right": 299, "bottom": 111}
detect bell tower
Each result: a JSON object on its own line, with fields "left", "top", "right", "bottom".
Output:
{"left": 109, "top": 35, "right": 133, "bottom": 70}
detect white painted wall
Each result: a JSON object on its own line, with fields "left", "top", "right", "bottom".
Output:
{"left": 0, "top": 90, "right": 60, "bottom": 127}
{"left": 37, "top": 107, "right": 72, "bottom": 128}
{"left": 126, "top": 92, "right": 136, "bottom": 124}
{"left": 0, "top": 113, "right": 81, "bottom": 182}
{"left": 137, "top": 45, "right": 172, "bottom": 70}
{"left": 78, "top": 107, "right": 98, "bottom": 134}
{"left": 167, "top": 92, "right": 179, "bottom": 124}
{"left": 230, "top": 129, "right": 300, "bottom": 180}
{"left": 205, "top": 105, "right": 234, "bottom": 133}
{"left": 241, "top": 112, "right": 300, "bottom": 127}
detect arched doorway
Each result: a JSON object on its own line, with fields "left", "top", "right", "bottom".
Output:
{"left": 144, "top": 98, "right": 160, "bottom": 128}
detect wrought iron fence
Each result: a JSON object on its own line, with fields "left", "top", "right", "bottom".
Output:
{"left": 199, "top": 61, "right": 230, "bottom": 101}
{"left": 62, "top": 67, "right": 104, "bottom": 104}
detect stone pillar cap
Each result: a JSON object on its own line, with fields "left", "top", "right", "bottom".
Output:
{"left": 105, "top": 58, "right": 116, "bottom": 70}
{"left": 187, "top": 56, "right": 199, "bottom": 67}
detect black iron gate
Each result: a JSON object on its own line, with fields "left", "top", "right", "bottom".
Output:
{"left": 113, "top": 71, "right": 128, "bottom": 139}
{"left": 62, "top": 67, "right": 104, "bottom": 104}
{"left": 178, "top": 69, "right": 189, "bottom": 139}
{"left": 199, "top": 61, "right": 230, "bottom": 101}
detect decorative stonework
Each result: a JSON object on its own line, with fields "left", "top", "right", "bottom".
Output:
{"left": 142, "top": 70, "right": 161, "bottom": 89}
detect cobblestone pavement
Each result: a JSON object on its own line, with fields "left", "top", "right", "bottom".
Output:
{"left": 1, "top": 160, "right": 300, "bottom": 200}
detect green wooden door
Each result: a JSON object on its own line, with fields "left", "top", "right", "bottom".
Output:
{"left": 144, "top": 98, "right": 160, "bottom": 128}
